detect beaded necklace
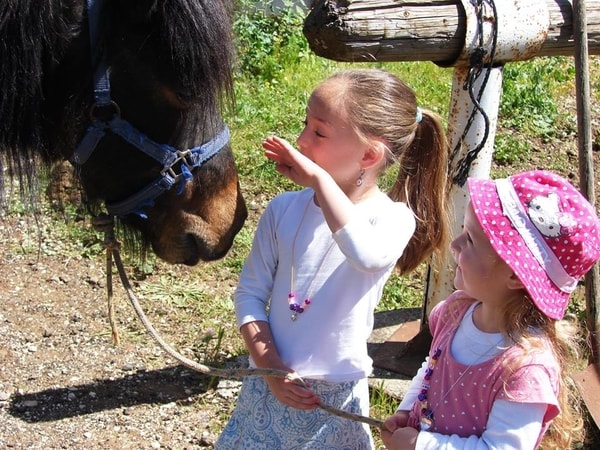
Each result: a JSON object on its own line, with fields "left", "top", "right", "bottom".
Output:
{"left": 418, "top": 348, "right": 442, "bottom": 431}
{"left": 288, "top": 196, "right": 337, "bottom": 321}
{"left": 419, "top": 346, "right": 488, "bottom": 431}
{"left": 419, "top": 308, "right": 504, "bottom": 431}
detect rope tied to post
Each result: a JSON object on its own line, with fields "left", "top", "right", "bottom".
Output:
{"left": 450, "top": 0, "right": 498, "bottom": 187}
{"left": 91, "top": 214, "right": 385, "bottom": 429}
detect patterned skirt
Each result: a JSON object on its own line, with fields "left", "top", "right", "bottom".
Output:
{"left": 215, "top": 376, "right": 374, "bottom": 450}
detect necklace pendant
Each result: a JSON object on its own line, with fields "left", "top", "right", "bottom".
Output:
{"left": 291, "top": 311, "right": 298, "bottom": 321}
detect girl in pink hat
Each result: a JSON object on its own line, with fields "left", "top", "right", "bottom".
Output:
{"left": 382, "top": 170, "right": 600, "bottom": 449}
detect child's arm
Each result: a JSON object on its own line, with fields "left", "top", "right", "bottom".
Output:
{"left": 263, "top": 136, "right": 355, "bottom": 233}
{"left": 380, "top": 358, "right": 426, "bottom": 448}
{"left": 264, "top": 136, "right": 411, "bottom": 270}
{"left": 396, "top": 357, "right": 428, "bottom": 411}
{"left": 240, "top": 321, "right": 320, "bottom": 410}
{"left": 383, "top": 400, "right": 546, "bottom": 450}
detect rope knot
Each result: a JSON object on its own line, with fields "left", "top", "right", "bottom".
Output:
{"left": 92, "top": 213, "right": 115, "bottom": 233}
{"left": 92, "top": 213, "right": 121, "bottom": 250}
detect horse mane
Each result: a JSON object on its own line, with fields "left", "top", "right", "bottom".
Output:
{"left": 0, "top": 0, "right": 83, "bottom": 197}
{"left": 0, "top": 0, "right": 235, "bottom": 202}
{"left": 154, "top": 0, "right": 235, "bottom": 110}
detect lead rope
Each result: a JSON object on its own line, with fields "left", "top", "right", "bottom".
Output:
{"left": 92, "top": 214, "right": 384, "bottom": 429}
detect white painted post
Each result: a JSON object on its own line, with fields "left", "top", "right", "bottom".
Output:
{"left": 424, "top": 0, "right": 551, "bottom": 317}
{"left": 424, "top": 65, "right": 503, "bottom": 313}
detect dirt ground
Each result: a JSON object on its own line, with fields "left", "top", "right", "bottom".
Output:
{"left": 0, "top": 217, "right": 246, "bottom": 449}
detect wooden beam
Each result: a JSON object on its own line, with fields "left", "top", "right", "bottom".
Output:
{"left": 303, "top": 0, "right": 600, "bottom": 64}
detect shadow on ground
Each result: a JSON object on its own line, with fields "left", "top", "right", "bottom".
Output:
{"left": 7, "top": 365, "right": 211, "bottom": 423}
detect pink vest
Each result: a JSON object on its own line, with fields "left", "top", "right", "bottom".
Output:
{"left": 407, "top": 292, "right": 560, "bottom": 442}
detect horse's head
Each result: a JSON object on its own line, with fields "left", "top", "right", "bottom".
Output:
{"left": 48, "top": 0, "right": 247, "bottom": 264}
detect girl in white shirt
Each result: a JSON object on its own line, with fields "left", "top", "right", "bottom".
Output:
{"left": 216, "top": 68, "right": 451, "bottom": 449}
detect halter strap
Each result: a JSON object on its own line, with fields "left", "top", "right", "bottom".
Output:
{"left": 73, "top": 0, "right": 231, "bottom": 218}
{"left": 104, "top": 125, "right": 230, "bottom": 217}
{"left": 87, "top": 0, "right": 110, "bottom": 107}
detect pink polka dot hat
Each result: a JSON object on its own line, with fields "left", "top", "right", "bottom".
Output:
{"left": 467, "top": 170, "right": 600, "bottom": 319}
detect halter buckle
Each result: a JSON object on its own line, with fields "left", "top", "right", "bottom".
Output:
{"left": 161, "top": 149, "right": 194, "bottom": 181}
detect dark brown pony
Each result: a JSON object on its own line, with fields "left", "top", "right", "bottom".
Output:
{"left": 0, "top": 0, "right": 247, "bottom": 265}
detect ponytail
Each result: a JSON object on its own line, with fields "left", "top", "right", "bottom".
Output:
{"left": 320, "top": 69, "right": 451, "bottom": 274}
{"left": 388, "top": 110, "right": 451, "bottom": 274}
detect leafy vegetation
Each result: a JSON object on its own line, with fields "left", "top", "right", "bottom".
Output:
{"left": 495, "top": 57, "right": 575, "bottom": 165}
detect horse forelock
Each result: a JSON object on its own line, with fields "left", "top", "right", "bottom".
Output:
{"left": 1, "top": 0, "right": 234, "bottom": 152}
{"left": 156, "top": 0, "right": 234, "bottom": 107}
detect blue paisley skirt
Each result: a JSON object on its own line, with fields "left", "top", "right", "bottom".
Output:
{"left": 215, "top": 376, "right": 373, "bottom": 449}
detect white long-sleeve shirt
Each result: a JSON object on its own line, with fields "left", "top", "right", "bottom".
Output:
{"left": 235, "top": 188, "right": 415, "bottom": 381}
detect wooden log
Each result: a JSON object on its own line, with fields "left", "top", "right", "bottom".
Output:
{"left": 303, "top": 0, "right": 600, "bottom": 64}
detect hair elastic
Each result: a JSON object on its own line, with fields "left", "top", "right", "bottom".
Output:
{"left": 415, "top": 107, "right": 423, "bottom": 123}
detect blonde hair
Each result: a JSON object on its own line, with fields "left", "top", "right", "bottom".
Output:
{"left": 497, "top": 293, "right": 585, "bottom": 448}
{"left": 321, "top": 69, "right": 451, "bottom": 274}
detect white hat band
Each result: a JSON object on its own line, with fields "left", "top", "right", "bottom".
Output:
{"left": 495, "top": 178, "right": 578, "bottom": 293}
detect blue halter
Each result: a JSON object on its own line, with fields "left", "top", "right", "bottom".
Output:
{"left": 72, "top": 0, "right": 231, "bottom": 218}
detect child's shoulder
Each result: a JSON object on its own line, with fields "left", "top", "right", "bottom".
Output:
{"left": 267, "top": 188, "right": 312, "bottom": 211}
{"left": 429, "top": 291, "right": 476, "bottom": 328}
{"left": 432, "top": 290, "right": 475, "bottom": 314}
{"left": 273, "top": 188, "right": 311, "bottom": 202}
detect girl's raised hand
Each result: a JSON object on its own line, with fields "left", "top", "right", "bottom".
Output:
{"left": 263, "top": 136, "right": 322, "bottom": 188}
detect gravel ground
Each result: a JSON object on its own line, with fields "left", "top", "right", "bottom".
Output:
{"left": 0, "top": 212, "right": 246, "bottom": 450}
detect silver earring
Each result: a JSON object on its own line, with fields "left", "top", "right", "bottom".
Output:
{"left": 356, "top": 169, "right": 365, "bottom": 186}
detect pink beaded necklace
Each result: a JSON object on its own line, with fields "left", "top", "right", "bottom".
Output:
{"left": 288, "top": 196, "right": 336, "bottom": 321}
{"left": 419, "top": 335, "right": 504, "bottom": 430}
